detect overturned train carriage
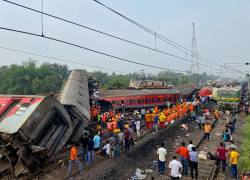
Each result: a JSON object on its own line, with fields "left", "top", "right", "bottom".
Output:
{"left": 0, "top": 70, "right": 92, "bottom": 177}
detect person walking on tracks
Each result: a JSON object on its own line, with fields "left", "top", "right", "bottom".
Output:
{"left": 87, "top": 135, "right": 95, "bottom": 164}
{"left": 168, "top": 155, "right": 183, "bottom": 180}
{"left": 187, "top": 140, "right": 194, "bottom": 152}
{"left": 204, "top": 121, "right": 212, "bottom": 141}
{"left": 157, "top": 143, "right": 167, "bottom": 176}
{"left": 124, "top": 128, "right": 131, "bottom": 152}
{"left": 176, "top": 142, "right": 189, "bottom": 176}
{"left": 67, "top": 144, "right": 83, "bottom": 177}
{"left": 81, "top": 133, "right": 89, "bottom": 162}
{"left": 189, "top": 146, "right": 198, "bottom": 180}
{"left": 135, "top": 119, "right": 141, "bottom": 138}
{"left": 216, "top": 142, "right": 228, "bottom": 173}
{"left": 230, "top": 147, "right": 240, "bottom": 178}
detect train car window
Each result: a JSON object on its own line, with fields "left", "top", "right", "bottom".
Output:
{"left": 138, "top": 99, "right": 144, "bottom": 104}
{"left": 163, "top": 97, "right": 168, "bottom": 102}
{"left": 116, "top": 100, "right": 121, "bottom": 104}
{"left": 129, "top": 99, "right": 133, "bottom": 103}
{"left": 158, "top": 97, "right": 161, "bottom": 102}
{"left": 112, "top": 100, "right": 116, "bottom": 104}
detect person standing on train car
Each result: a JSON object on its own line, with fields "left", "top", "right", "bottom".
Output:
{"left": 175, "top": 142, "right": 189, "bottom": 176}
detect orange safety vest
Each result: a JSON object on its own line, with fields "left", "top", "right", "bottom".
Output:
{"left": 145, "top": 114, "right": 151, "bottom": 122}
{"left": 204, "top": 124, "right": 212, "bottom": 133}
{"left": 70, "top": 146, "right": 78, "bottom": 160}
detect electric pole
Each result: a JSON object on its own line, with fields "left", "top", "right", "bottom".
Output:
{"left": 189, "top": 22, "right": 199, "bottom": 74}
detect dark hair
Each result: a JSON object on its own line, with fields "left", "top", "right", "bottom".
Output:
{"left": 192, "top": 146, "right": 196, "bottom": 151}
{"left": 161, "top": 143, "right": 164, "bottom": 147}
{"left": 173, "top": 155, "right": 177, "bottom": 159}
{"left": 182, "top": 142, "right": 185, "bottom": 146}
{"left": 220, "top": 142, "right": 224, "bottom": 147}
{"left": 189, "top": 140, "right": 193, "bottom": 144}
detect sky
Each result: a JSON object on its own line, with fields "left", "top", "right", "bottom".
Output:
{"left": 0, "top": 0, "right": 250, "bottom": 77}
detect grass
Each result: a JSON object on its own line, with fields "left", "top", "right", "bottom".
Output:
{"left": 238, "top": 115, "right": 250, "bottom": 172}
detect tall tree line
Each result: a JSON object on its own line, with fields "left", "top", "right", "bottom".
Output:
{"left": 0, "top": 60, "right": 217, "bottom": 95}
{"left": 0, "top": 60, "right": 68, "bottom": 95}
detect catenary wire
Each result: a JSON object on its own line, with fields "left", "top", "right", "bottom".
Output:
{"left": 0, "top": 26, "right": 189, "bottom": 73}
{"left": 1, "top": 0, "right": 243, "bottom": 74}
{"left": 2, "top": 0, "right": 219, "bottom": 69}
{"left": 0, "top": 46, "right": 127, "bottom": 74}
{"left": 93, "top": 0, "right": 235, "bottom": 70}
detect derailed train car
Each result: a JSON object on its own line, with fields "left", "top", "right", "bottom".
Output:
{"left": 0, "top": 70, "right": 93, "bottom": 177}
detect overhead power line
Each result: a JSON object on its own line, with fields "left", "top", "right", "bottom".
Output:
{"left": 1, "top": 0, "right": 243, "bottom": 74}
{"left": 0, "top": 26, "right": 188, "bottom": 73}
{"left": 93, "top": 0, "right": 233, "bottom": 71}
{"left": 0, "top": 46, "right": 127, "bottom": 74}
{"left": 2, "top": 0, "right": 216, "bottom": 69}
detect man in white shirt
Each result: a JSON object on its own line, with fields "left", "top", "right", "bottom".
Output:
{"left": 157, "top": 143, "right": 167, "bottom": 176}
{"left": 102, "top": 140, "right": 111, "bottom": 157}
{"left": 187, "top": 140, "right": 194, "bottom": 152}
{"left": 169, "top": 155, "right": 183, "bottom": 180}
{"left": 135, "top": 120, "right": 141, "bottom": 137}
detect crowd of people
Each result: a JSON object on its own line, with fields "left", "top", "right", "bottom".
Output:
{"left": 67, "top": 100, "right": 201, "bottom": 177}
{"left": 67, "top": 93, "right": 245, "bottom": 179}
{"left": 155, "top": 107, "right": 242, "bottom": 180}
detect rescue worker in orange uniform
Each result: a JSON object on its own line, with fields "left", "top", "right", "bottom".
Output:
{"left": 67, "top": 144, "right": 83, "bottom": 177}
{"left": 145, "top": 111, "right": 151, "bottom": 129}
{"left": 159, "top": 112, "right": 166, "bottom": 128}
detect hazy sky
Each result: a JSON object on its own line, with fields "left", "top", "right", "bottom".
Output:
{"left": 0, "top": 0, "right": 250, "bottom": 77}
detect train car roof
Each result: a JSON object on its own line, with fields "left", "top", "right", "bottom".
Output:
{"left": 177, "top": 83, "right": 197, "bottom": 95}
{"left": 94, "top": 88, "right": 180, "bottom": 98}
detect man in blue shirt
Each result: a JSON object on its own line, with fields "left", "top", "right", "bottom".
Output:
{"left": 189, "top": 146, "right": 198, "bottom": 180}
{"left": 93, "top": 133, "right": 101, "bottom": 151}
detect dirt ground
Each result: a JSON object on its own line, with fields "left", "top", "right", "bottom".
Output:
{"left": 72, "top": 117, "right": 204, "bottom": 180}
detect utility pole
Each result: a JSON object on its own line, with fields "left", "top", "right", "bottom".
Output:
{"left": 189, "top": 22, "right": 199, "bottom": 75}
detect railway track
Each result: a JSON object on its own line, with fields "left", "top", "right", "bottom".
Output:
{"left": 181, "top": 114, "right": 243, "bottom": 180}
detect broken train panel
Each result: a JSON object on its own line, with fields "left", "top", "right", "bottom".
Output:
{"left": 57, "top": 69, "right": 92, "bottom": 142}
{"left": 0, "top": 69, "right": 94, "bottom": 177}
{"left": 0, "top": 95, "right": 74, "bottom": 176}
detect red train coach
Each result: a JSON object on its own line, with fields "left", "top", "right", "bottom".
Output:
{"left": 93, "top": 88, "right": 180, "bottom": 110}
